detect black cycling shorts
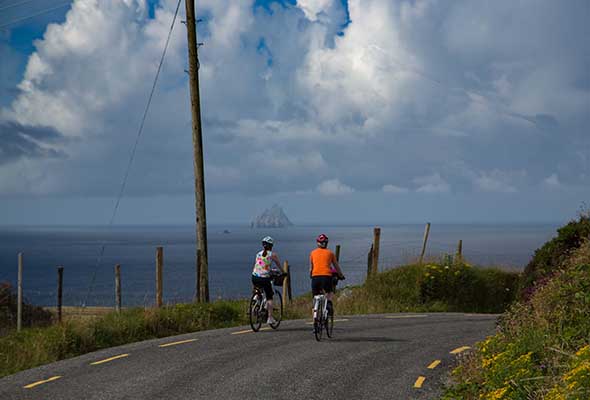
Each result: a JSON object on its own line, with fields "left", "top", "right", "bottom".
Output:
{"left": 311, "top": 275, "right": 333, "bottom": 295}
{"left": 252, "top": 275, "right": 273, "bottom": 300}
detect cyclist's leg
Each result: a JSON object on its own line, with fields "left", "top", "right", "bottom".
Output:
{"left": 322, "top": 276, "right": 335, "bottom": 314}
{"left": 311, "top": 277, "right": 323, "bottom": 319}
{"left": 261, "top": 278, "right": 274, "bottom": 321}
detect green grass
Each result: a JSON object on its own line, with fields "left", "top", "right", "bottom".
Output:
{"left": 0, "top": 301, "right": 247, "bottom": 377}
{"left": 442, "top": 241, "right": 590, "bottom": 400}
{"left": 0, "top": 261, "right": 519, "bottom": 378}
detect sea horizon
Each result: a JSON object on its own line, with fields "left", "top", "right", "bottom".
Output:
{"left": 1, "top": 223, "right": 559, "bottom": 307}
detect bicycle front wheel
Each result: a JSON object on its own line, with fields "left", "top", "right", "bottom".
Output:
{"left": 314, "top": 304, "right": 324, "bottom": 341}
{"left": 249, "top": 295, "right": 262, "bottom": 332}
{"left": 270, "top": 290, "right": 282, "bottom": 330}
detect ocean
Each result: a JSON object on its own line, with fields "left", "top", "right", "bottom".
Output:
{"left": 0, "top": 224, "right": 557, "bottom": 307}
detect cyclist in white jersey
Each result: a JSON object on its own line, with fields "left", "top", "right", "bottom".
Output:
{"left": 252, "top": 236, "right": 283, "bottom": 325}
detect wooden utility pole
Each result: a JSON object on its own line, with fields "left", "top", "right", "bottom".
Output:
{"left": 185, "top": 0, "right": 209, "bottom": 303}
{"left": 57, "top": 267, "right": 64, "bottom": 323}
{"left": 194, "top": 249, "right": 201, "bottom": 302}
{"left": 371, "top": 227, "right": 381, "bottom": 274}
{"left": 335, "top": 245, "right": 341, "bottom": 262}
{"left": 115, "top": 264, "right": 122, "bottom": 313}
{"left": 156, "top": 247, "right": 163, "bottom": 308}
{"left": 367, "top": 244, "right": 373, "bottom": 278}
{"left": 17, "top": 253, "right": 23, "bottom": 332}
{"left": 419, "top": 223, "right": 431, "bottom": 265}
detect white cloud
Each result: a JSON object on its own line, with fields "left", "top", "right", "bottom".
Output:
{"left": 414, "top": 173, "right": 450, "bottom": 193}
{"left": 382, "top": 184, "right": 409, "bottom": 194}
{"left": 297, "top": 0, "right": 334, "bottom": 22}
{"left": 473, "top": 170, "right": 526, "bottom": 193}
{"left": 317, "top": 179, "right": 354, "bottom": 195}
{"left": 0, "top": 0, "right": 588, "bottom": 202}
{"left": 544, "top": 173, "right": 560, "bottom": 187}
{"left": 249, "top": 151, "right": 327, "bottom": 176}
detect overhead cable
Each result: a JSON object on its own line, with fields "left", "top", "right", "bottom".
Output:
{"left": 0, "top": 1, "right": 71, "bottom": 29}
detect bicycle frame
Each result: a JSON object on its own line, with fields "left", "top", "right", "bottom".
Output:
{"left": 313, "top": 294, "right": 328, "bottom": 321}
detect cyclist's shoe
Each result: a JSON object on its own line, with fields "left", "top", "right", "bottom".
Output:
{"left": 327, "top": 301, "right": 334, "bottom": 316}
{"left": 267, "top": 316, "right": 277, "bottom": 325}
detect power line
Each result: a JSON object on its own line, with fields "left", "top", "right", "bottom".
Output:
{"left": 83, "top": 0, "right": 182, "bottom": 306}
{"left": 0, "top": 1, "right": 71, "bottom": 29}
{"left": 0, "top": 0, "right": 39, "bottom": 12}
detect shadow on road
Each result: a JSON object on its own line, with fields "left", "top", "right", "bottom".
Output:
{"left": 330, "top": 336, "right": 407, "bottom": 343}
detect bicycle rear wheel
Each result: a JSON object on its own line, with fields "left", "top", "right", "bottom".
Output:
{"left": 326, "top": 312, "right": 334, "bottom": 338}
{"left": 249, "top": 294, "right": 262, "bottom": 332}
{"left": 270, "top": 290, "right": 282, "bottom": 330}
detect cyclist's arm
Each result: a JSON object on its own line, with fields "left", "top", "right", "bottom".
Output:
{"left": 270, "top": 253, "right": 282, "bottom": 271}
{"left": 309, "top": 257, "right": 314, "bottom": 278}
{"left": 332, "top": 256, "right": 345, "bottom": 278}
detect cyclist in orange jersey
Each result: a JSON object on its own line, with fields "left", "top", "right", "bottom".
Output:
{"left": 310, "top": 234, "right": 345, "bottom": 316}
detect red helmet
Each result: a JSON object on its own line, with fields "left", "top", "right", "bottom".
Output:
{"left": 316, "top": 234, "right": 329, "bottom": 243}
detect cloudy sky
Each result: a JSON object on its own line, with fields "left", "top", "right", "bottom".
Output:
{"left": 0, "top": 0, "right": 588, "bottom": 225}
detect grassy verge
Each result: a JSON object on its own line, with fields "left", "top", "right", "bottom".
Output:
{"left": 0, "top": 261, "right": 518, "bottom": 378}
{"left": 442, "top": 241, "right": 590, "bottom": 400}
{"left": 0, "top": 301, "right": 247, "bottom": 377}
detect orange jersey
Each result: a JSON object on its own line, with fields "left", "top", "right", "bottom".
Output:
{"left": 310, "top": 248, "right": 336, "bottom": 277}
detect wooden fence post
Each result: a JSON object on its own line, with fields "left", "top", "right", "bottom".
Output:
{"left": 456, "top": 240, "right": 463, "bottom": 263}
{"left": 282, "top": 261, "right": 291, "bottom": 304}
{"left": 57, "top": 267, "right": 64, "bottom": 323}
{"left": 287, "top": 262, "right": 292, "bottom": 302}
{"left": 17, "top": 253, "right": 23, "bottom": 332}
{"left": 335, "top": 245, "right": 341, "bottom": 262}
{"left": 367, "top": 244, "right": 373, "bottom": 278}
{"left": 156, "top": 247, "right": 163, "bottom": 308}
{"left": 115, "top": 264, "right": 121, "bottom": 313}
{"left": 419, "top": 223, "right": 431, "bottom": 265}
{"left": 371, "top": 227, "right": 381, "bottom": 274}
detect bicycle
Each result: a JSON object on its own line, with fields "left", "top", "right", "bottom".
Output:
{"left": 312, "top": 275, "right": 344, "bottom": 341}
{"left": 312, "top": 291, "right": 332, "bottom": 341}
{"left": 248, "top": 272, "right": 285, "bottom": 332}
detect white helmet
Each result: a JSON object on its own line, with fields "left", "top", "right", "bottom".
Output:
{"left": 262, "top": 236, "right": 274, "bottom": 245}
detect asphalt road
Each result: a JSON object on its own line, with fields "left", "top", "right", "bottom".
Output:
{"left": 0, "top": 313, "right": 498, "bottom": 400}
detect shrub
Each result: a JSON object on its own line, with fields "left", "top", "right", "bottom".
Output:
{"left": 522, "top": 212, "right": 590, "bottom": 291}
{"left": 443, "top": 240, "right": 590, "bottom": 399}
{"left": 0, "top": 281, "right": 52, "bottom": 336}
{"left": 419, "top": 262, "right": 519, "bottom": 313}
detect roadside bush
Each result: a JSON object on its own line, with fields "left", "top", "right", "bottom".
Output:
{"left": 522, "top": 212, "right": 590, "bottom": 291}
{"left": 330, "top": 263, "right": 519, "bottom": 316}
{"left": 420, "top": 262, "right": 519, "bottom": 313}
{"left": 0, "top": 281, "right": 52, "bottom": 336}
{"left": 442, "top": 241, "right": 590, "bottom": 400}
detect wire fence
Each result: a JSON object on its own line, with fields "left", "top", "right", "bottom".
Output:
{"left": 2, "top": 223, "right": 553, "bottom": 310}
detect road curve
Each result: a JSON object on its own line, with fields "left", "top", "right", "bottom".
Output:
{"left": 0, "top": 313, "right": 497, "bottom": 400}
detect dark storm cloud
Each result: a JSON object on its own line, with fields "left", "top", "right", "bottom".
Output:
{"left": 0, "top": 121, "right": 65, "bottom": 165}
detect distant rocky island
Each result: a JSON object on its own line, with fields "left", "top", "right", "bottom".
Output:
{"left": 251, "top": 205, "right": 294, "bottom": 228}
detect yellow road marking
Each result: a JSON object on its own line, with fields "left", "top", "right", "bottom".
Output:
{"left": 413, "top": 376, "right": 426, "bottom": 388}
{"left": 386, "top": 314, "right": 428, "bottom": 319}
{"left": 450, "top": 346, "right": 471, "bottom": 354}
{"left": 90, "top": 353, "right": 129, "bottom": 365}
{"left": 23, "top": 376, "right": 62, "bottom": 389}
{"left": 231, "top": 327, "right": 272, "bottom": 335}
{"left": 159, "top": 339, "right": 197, "bottom": 348}
{"left": 427, "top": 360, "right": 441, "bottom": 369}
{"left": 305, "top": 319, "right": 349, "bottom": 325}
